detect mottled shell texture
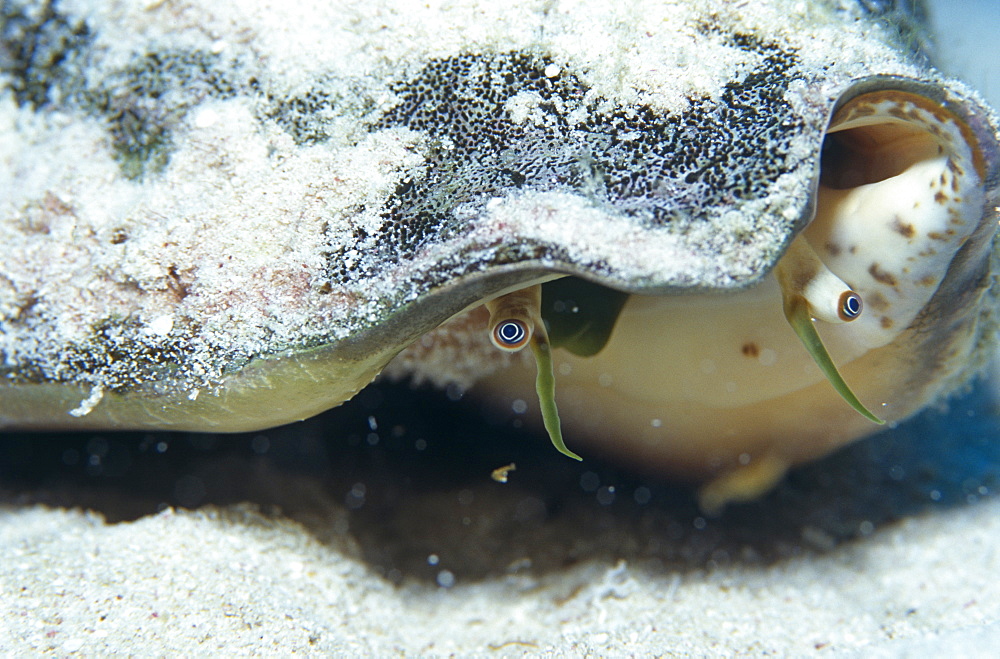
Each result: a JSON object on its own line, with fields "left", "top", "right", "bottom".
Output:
{"left": 1, "top": 0, "right": 998, "bottom": 435}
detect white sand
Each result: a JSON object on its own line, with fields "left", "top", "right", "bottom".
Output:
{"left": 2, "top": 473, "right": 1000, "bottom": 656}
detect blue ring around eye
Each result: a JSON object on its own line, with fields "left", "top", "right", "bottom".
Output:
{"left": 496, "top": 320, "right": 528, "bottom": 345}
{"left": 839, "top": 291, "right": 863, "bottom": 321}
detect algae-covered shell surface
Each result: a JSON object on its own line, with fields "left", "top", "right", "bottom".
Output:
{"left": 2, "top": 0, "right": 999, "bottom": 477}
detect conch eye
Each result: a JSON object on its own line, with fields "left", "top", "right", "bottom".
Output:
{"left": 485, "top": 286, "right": 582, "bottom": 461}
{"left": 838, "top": 291, "right": 863, "bottom": 321}
{"left": 775, "top": 235, "right": 884, "bottom": 424}
{"left": 491, "top": 318, "right": 531, "bottom": 351}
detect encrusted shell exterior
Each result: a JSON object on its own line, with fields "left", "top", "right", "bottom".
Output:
{"left": 1, "top": 0, "right": 998, "bottom": 429}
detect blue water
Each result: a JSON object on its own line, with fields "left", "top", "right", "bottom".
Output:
{"left": 930, "top": 0, "right": 1000, "bottom": 107}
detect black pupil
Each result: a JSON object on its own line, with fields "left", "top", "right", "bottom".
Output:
{"left": 499, "top": 321, "right": 525, "bottom": 343}
{"left": 843, "top": 294, "right": 861, "bottom": 317}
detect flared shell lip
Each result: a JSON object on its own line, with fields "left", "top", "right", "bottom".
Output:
{"left": 830, "top": 75, "right": 1000, "bottom": 184}
{"left": 328, "top": 74, "right": 1000, "bottom": 363}
{"left": 4, "top": 73, "right": 998, "bottom": 430}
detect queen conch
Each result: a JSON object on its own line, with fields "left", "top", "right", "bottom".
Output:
{"left": 2, "top": 0, "right": 998, "bottom": 510}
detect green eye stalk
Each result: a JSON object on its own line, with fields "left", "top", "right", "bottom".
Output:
{"left": 774, "top": 235, "right": 885, "bottom": 425}
{"left": 486, "top": 285, "right": 582, "bottom": 461}
{"left": 486, "top": 243, "right": 882, "bottom": 464}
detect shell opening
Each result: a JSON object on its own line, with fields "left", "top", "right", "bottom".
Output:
{"left": 810, "top": 89, "right": 985, "bottom": 348}
{"left": 771, "top": 88, "right": 984, "bottom": 424}
{"left": 478, "top": 89, "right": 984, "bottom": 456}
{"left": 820, "top": 107, "right": 945, "bottom": 190}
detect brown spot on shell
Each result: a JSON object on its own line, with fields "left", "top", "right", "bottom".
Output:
{"left": 867, "top": 291, "right": 890, "bottom": 311}
{"left": 934, "top": 191, "right": 948, "bottom": 204}
{"left": 846, "top": 103, "right": 877, "bottom": 117}
{"left": 918, "top": 274, "right": 938, "bottom": 287}
{"left": 824, "top": 241, "right": 841, "bottom": 256}
{"left": 927, "top": 231, "right": 949, "bottom": 241}
{"left": 891, "top": 219, "right": 915, "bottom": 238}
{"left": 741, "top": 342, "right": 760, "bottom": 358}
{"left": 868, "top": 263, "right": 898, "bottom": 287}
{"left": 880, "top": 316, "right": 894, "bottom": 329}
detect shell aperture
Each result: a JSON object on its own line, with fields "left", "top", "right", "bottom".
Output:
{"left": 486, "top": 286, "right": 582, "bottom": 461}
{"left": 808, "top": 90, "right": 987, "bottom": 349}
{"left": 771, "top": 89, "right": 987, "bottom": 424}
{"left": 473, "top": 86, "right": 991, "bottom": 493}
{"left": 491, "top": 227, "right": 887, "bottom": 462}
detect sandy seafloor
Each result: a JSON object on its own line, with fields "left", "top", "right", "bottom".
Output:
{"left": 3, "top": 1, "right": 1000, "bottom": 655}
{"left": 5, "top": 376, "right": 1000, "bottom": 656}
